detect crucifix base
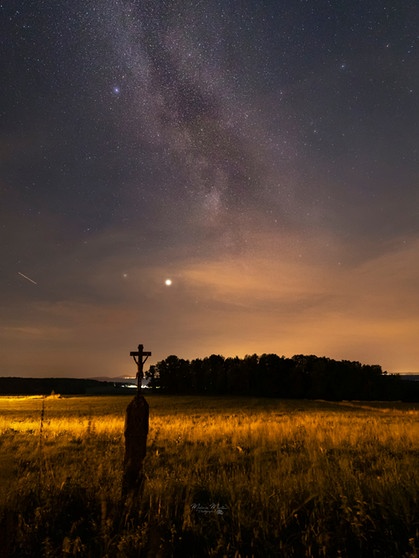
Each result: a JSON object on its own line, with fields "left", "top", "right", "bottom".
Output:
{"left": 122, "top": 393, "right": 149, "bottom": 498}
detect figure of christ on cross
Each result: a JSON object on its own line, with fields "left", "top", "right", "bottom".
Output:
{"left": 129, "top": 344, "right": 152, "bottom": 392}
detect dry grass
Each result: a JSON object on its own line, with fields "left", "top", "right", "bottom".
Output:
{"left": 0, "top": 395, "right": 419, "bottom": 557}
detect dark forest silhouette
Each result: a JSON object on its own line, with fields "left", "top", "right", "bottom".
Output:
{"left": 0, "top": 354, "right": 417, "bottom": 400}
{"left": 0, "top": 377, "right": 131, "bottom": 396}
{"left": 147, "top": 353, "right": 417, "bottom": 401}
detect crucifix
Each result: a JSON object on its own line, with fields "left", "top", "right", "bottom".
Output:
{"left": 123, "top": 343, "right": 151, "bottom": 499}
{"left": 130, "top": 344, "right": 152, "bottom": 392}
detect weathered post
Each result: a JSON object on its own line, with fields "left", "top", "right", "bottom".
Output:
{"left": 122, "top": 344, "right": 151, "bottom": 498}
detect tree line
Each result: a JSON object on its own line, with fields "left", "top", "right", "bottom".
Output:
{"left": 0, "top": 377, "right": 132, "bottom": 396}
{"left": 146, "top": 353, "right": 411, "bottom": 400}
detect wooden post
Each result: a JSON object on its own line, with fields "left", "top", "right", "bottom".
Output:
{"left": 122, "top": 393, "right": 149, "bottom": 498}
{"left": 122, "top": 344, "right": 151, "bottom": 498}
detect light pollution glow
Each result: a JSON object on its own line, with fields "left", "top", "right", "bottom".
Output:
{"left": 2, "top": 231, "right": 418, "bottom": 377}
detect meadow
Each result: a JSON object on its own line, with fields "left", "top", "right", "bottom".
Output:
{"left": 0, "top": 395, "right": 418, "bottom": 557}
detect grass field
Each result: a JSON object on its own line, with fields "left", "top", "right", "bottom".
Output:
{"left": 0, "top": 395, "right": 419, "bottom": 557}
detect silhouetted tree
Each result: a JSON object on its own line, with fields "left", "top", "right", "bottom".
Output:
{"left": 199, "top": 355, "right": 225, "bottom": 394}
{"left": 242, "top": 354, "right": 259, "bottom": 394}
{"left": 290, "top": 355, "right": 311, "bottom": 398}
{"left": 224, "top": 356, "right": 243, "bottom": 394}
{"left": 145, "top": 365, "right": 157, "bottom": 391}
{"left": 257, "top": 354, "right": 282, "bottom": 396}
{"left": 153, "top": 355, "right": 190, "bottom": 393}
{"left": 190, "top": 358, "right": 204, "bottom": 393}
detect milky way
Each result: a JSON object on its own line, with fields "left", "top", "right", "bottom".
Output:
{"left": 1, "top": 1, "right": 418, "bottom": 376}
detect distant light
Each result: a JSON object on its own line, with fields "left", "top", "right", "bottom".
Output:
{"left": 165, "top": 278, "right": 172, "bottom": 286}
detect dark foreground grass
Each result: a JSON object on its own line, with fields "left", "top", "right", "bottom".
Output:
{"left": 0, "top": 395, "right": 418, "bottom": 557}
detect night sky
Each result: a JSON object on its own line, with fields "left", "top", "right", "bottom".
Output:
{"left": 1, "top": 1, "right": 418, "bottom": 378}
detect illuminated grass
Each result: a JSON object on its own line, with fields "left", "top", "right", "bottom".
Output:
{"left": 0, "top": 396, "right": 418, "bottom": 557}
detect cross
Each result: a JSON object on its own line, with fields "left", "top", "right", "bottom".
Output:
{"left": 130, "top": 344, "right": 152, "bottom": 392}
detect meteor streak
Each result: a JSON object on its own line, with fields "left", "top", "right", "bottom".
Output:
{"left": 18, "top": 272, "right": 38, "bottom": 285}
